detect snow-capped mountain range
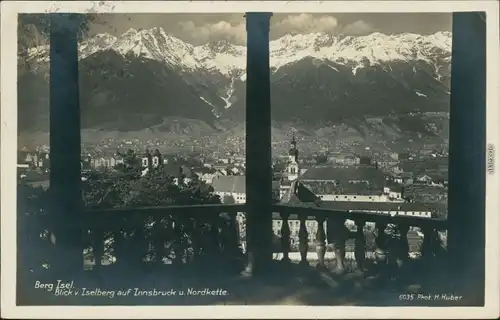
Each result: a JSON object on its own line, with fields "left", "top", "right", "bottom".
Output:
{"left": 26, "top": 27, "right": 451, "bottom": 78}
{"left": 20, "top": 27, "right": 452, "bottom": 134}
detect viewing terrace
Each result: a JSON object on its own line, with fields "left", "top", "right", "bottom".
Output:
{"left": 17, "top": 12, "right": 485, "bottom": 306}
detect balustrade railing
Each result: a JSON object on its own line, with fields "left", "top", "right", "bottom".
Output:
{"left": 272, "top": 204, "right": 447, "bottom": 276}
{"left": 18, "top": 199, "right": 447, "bottom": 280}
{"left": 83, "top": 204, "right": 245, "bottom": 274}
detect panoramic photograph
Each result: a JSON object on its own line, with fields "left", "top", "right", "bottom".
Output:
{"left": 11, "top": 7, "right": 488, "bottom": 310}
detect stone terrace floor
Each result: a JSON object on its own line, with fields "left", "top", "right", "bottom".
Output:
{"left": 18, "top": 257, "right": 482, "bottom": 307}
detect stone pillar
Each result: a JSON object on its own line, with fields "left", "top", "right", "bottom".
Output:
{"left": 447, "top": 12, "right": 486, "bottom": 304}
{"left": 244, "top": 12, "right": 273, "bottom": 276}
{"left": 49, "top": 13, "right": 85, "bottom": 274}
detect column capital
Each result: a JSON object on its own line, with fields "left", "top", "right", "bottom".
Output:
{"left": 244, "top": 12, "right": 273, "bottom": 19}
{"left": 244, "top": 12, "right": 273, "bottom": 31}
{"left": 50, "top": 13, "right": 86, "bottom": 34}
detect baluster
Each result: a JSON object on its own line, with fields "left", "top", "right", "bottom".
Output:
{"left": 330, "top": 219, "right": 347, "bottom": 275}
{"left": 178, "top": 215, "right": 191, "bottom": 266}
{"left": 420, "top": 226, "right": 433, "bottom": 260}
{"left": 225, "top": 211, "right": 241, "bottom": 266}
{"left": 163, "top": 214, "right": 176, "bottom": 265}
{"left": 209, "top": 211, "right": 221, "bottom": 261}
{"left": 190, "top": 217, "right": 201, "bottom": 264}
{"left": 298, "top": 213, "right": 309, "bottom": 266}
{"left": 398, "top": 224, "right": 410, "bottom": 268}
{"left": 375, "top": 222, "right": 388, "bottom": 260}
{"left": 112, "top": 228, "right": 123, "bottom": 266}
{"left": 280, "top": 212, "right": 291, "bottom": 263}
{"left": 121, "top": 217, "right": 133, "bottom": 265}
{"left": 128, "top": 215, "right": 146, "bottom": 268}
{"left": 354, "top": 219, "right": 366, "bottom": 272}
{"left": 92, "top": 227, "right": 105, "bottom": 271}
{"left": 432, "top": 228, "right": 444, "bottom": 257}
{"left": 196, "top": 211, "right": 217, "bottom": 268}
{"left": 145, "top": 216, "right": 154, "bottom": 265}
{"left": 19, "top": 212, "right": 32, "bottom": 270}
{"left": 237, "top": 213, "right": 246, "bottom": 254}
{"left": 120, "top": 216, "right": 132, "bottom": 266}
{"left": 315, "top": 214, "right": 327, "bottom": 269}
{"left": 374, "top": 221, "right": 388, "bottom": 277}
{"left": 172, "top": 215, "right": 184, "bottom": 266}
{"left": 154, "top": 216, "right": 165, "bottom": 266}
{"left": 112, "top": 216, "right": 126, "bottom": 267}
{"left": 136, "top": 215, "right": 148, "bottom": 266}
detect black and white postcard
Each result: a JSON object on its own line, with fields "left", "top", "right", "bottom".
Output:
{"left": 1, "top": 1, "right": 499, "bottom": 319}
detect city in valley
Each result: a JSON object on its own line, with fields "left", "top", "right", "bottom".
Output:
{"left": 18, "top": 132, "right": 449, "bottom": 261}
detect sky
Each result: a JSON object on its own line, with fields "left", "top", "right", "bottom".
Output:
{"left": 87, "top": 13, "right": 452, "bottom": 45}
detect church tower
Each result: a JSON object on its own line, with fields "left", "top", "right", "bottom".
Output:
{"left": 285, "top": 133, "right": 300, "bottom": 181}
{"left": 288, "top": 133, "right": 299, "bottom": 163}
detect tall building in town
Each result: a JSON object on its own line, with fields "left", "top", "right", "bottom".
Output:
{"left": 142, "top": 149, "right": 163, "bottom": 171}
{"left": 285, "top": 133, "right": 300, "bottom": 181}
{"left": 280, "top": 134, "right": 302, "bottom": 198}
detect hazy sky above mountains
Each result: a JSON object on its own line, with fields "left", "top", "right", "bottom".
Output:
{"left": 87, "top": 13, "right": 452, "bottom": 45}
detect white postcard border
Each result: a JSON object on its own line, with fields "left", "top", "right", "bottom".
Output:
{"left": 1, "top": 1, "right": 499, "bottom": 319}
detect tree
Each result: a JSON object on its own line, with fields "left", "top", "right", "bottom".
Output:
{"left": 115, "top": 148, "right": 142, "bottom": 176}
{"left": 82, "top": 165, "right": 221, "bottom": 209}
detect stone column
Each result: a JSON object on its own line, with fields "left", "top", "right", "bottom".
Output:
{"left": 447, "top": 12, "right": 486, "bottom": 304}
{"left": 244, "top": 12, "right": 274, "bottom": 276}
{"left": 49, "top": 13, "right": 85, "bottom": 275}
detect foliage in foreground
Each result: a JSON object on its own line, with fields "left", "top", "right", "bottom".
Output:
{"left": 82, "top": 169, "right": 220, "bottom": 209}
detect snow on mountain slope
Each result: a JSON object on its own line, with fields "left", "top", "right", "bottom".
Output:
{"left": 26, "top": 32, "right": 117, "bottom": 62}
{"left": 80, "top": 33, "right": 117, "bottom": 58}
{"left": 194, "top": 40, "right": 246, "bottom": 75}
{"left": 22, "top": 27, "right": 452, "bottom": 120}
{"left": 269, "top": 31, "right": 451, "bottom": 71}
{"left": 110, "top": 27, "right": 202, "bottom": 71}
{"left": 25, "top": 27, "right": 452, "bottom": 77}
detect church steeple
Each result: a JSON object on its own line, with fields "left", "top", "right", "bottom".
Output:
{"left": 288, "top": 133, "right": 299, "bottom": 163}
{"left": 284, "top": 132, "right": 300, "bottom": 182}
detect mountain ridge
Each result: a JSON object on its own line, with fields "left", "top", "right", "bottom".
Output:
{"left": 19, "top": 27, "right": 452, "bottom": 147}
{"left": 25, "top": 27, "right": 452, "bottom": 77}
